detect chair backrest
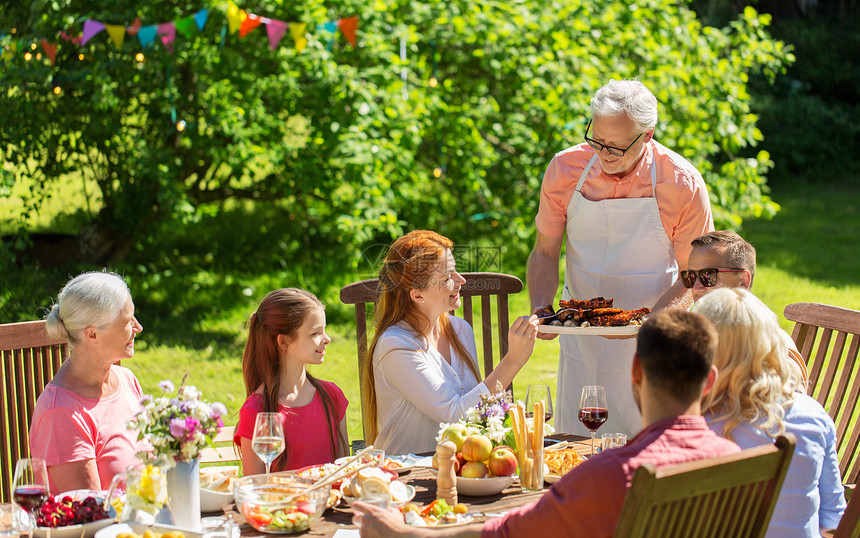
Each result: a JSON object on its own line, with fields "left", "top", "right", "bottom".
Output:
{"left": 199, "top": 425, "right": 240, "bottom": 466}
{"left": 613, "top": 434, "right": 796, "bottom": 538}
{"left": 784, "top": 302, "right": 860, "bottom": 486}
{"left": 0, "top": 320, "right": 68, "bottom": 502}
{"left": 339, "top": 272, "right": 524, "bottom": 441}
{"left": 827, "top": 487, "right": 860, "bottom": 538}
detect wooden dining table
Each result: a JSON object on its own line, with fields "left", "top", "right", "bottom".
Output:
{"left": 227, "top": 434, "right": 592, "bottom": 537}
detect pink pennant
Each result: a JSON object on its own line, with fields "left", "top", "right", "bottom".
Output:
{"left": 59, "top": 31, "right": 82, "bottom": 45}
{"left": 81, "top": 20, "right": 106, "bottom": 46}
{"left": 265, "top": 19, "right": 288, "bottom": 50}
{"left": 157, "top": 22, "right": 176, "bottom": 53}
{"left": 127, "top": 17, "right": 142, "bottom": 36}
{"left": 40, "top": 39, "right": 57, "bottom": 66}
{"left": 337, "top": 16, "right": 358, "bottom": 47}
{"left": 239, "top": 13, "right": 263, "bottom": 37}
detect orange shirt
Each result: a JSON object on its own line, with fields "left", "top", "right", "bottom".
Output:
{"left": 535, "top": 140, "right": 714, "bottom": 269}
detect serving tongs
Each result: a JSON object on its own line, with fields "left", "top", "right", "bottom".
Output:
{"left": 283, "top": 444, "right": 381, "bottom": 503}
{"left": 536, "top": 307, "right": 587, "bottom": 321}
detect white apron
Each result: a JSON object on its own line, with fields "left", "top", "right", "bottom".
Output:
{"left": 556, "top": 153, "right": 678, "bottom": 437}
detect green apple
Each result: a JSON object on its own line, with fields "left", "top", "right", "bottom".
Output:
{"left": 442, "top": 423, "right": 470, "bottom": 452}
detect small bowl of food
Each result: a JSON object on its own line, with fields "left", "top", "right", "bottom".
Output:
{"left": 339, "top": 467, "right": 415, "bottom": 508}
{"left": 455, "top": 475, "right": 516, "bottom": 497}
{"left": 32, "top": 493, "right": 116, "bottom": 538}
{"left": 200, "top": 465, "right": 239, "bottom": 513}
{"left": 233, "top": 473, "right": 330, "bottom": 534}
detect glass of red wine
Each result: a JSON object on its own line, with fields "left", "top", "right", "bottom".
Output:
{"left": 579, "top": 385, "right": 608, "bottom": 455}
{"left": 12, "top": 458, "right": 49, "bottom": 533}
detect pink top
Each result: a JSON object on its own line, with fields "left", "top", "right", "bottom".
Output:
{"left": 29, "top": 366, "right": 147, "bottom": 493}
{"left": 481, "top": 416, "right": 740, "bottom": 537}
{"left": 234, "top": 380, "right": 348, "bottom": 471}
{"left": 535, "top": 141, "right": 714, "bottom": 269}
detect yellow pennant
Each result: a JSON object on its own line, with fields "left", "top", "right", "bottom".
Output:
{"left": 105, "top": 24, "right": 126, "bottom": 49}
{"left": 289, "top": 22, "right": 307, "bottom": 52}
{"left": 226, "top": 3, "right": 246, "bottom": 35}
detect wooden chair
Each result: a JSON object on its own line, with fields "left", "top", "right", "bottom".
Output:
{"left": 199, "top": 425, "right": 240, "bottom": 466}
{"left": 613, "top": 434, "right": 796, "bottom": 538}
{"left": 823, "top": 484, "right": 860, "bottom": 538}
{"left": 340, "top": 272, "right": 524, "bottom": 441}
{"left": 784, "top": 302, "right": 860, "bottom": 487}
{"left": 0, "top": 320, "right": 68, "bottom": 502}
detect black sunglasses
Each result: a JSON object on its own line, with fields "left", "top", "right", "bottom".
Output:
{"left": 680, "top": 268, "right": 746, "bottom": 288}
{"left": 584, "top": 119, "right": 644, "bottom": 157}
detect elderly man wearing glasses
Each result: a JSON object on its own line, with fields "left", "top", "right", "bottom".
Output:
{"left": 527, "top": 79, "right": 714, "bottom": 438}
{"left": 680, "top": 230, "right": 809, "bottom": 388}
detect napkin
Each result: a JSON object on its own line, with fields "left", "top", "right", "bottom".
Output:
{"left": 332, "top": 530, "right": 361, "bottom": 538}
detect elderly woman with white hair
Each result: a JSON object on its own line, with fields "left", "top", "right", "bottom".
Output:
{"left": 28, "top": 271, "right": 147, "bottom": 494}
{"left": 694, "top": 287, "right": 846, "bottom": 537}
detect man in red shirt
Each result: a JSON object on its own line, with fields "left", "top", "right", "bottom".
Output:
{"left": 354, "top": 309, "right": 741, "bottom": 537}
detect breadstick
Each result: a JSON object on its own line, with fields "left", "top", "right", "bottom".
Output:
{"left": 533, "top": 400, "right": 545, "bottom": 486}
{"left": 510, "top": 408, "right": 524, "bottom": 469}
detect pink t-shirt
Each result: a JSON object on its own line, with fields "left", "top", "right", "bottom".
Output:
{"left": 481, "top": 416, "right": 740, "bottom": 537}
{"left": 28, "top": 366, "right": 147, "bottom": 493}
{"left": 536, "top": 140, "right": 714, "bottom": 270}
{"left": 234, "top": 380, "right": 348, "bottom": 471}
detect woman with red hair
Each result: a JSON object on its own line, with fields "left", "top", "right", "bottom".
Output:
{"left": 362, "top": 230, "right": 540, "bottom": 454}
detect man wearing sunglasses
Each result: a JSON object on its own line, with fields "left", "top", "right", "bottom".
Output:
{"left": 681, "top": 230, "right": 809, "bottom": 387}
{"left": 527, "top": 79, "right": 713, "bottom": 438}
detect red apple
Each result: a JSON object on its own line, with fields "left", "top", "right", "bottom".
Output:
{"left": 461, "top": 434, "right": 493, "bottom": 462}
{"left": 456, "top": 451, "right": 467, "bottom": 473}
{"left": 460, "top": 461, "right": 489, "bottom": 479}
{"left": 487, "top": 447, "right": 518, "bottom": 477}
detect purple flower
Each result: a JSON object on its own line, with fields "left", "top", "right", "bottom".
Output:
{"left": 158, "top": 380, "right": 175, "bottom": 393}
{"left": 169, "top": 418, "right": 188, "bottom": 439}
{"left": 211, "top": 402, "right": 227, "bottom": 418}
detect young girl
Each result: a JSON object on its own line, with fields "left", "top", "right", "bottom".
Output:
{"left": 234, "top": 288, "right": 349, "bottom": 474}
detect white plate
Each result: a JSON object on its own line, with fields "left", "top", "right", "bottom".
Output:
{"left": 340, "top": 483, "right": 416, "bottom": 508}
{"left": 95, "top": 522, "right": 203, "bottom": 538}
{"left": 544, "top": 474, "right": 562, "bottom": 484}
{"left": 385, "top": 455, "right": 419, "bottom": 472}
{"left": 455, "top": 475, "right": 515, "bottom": 496}
{"left": 538, "top": 325, "right": 639, "bottom": 336}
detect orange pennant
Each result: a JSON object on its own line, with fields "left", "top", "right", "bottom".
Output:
{"left": 239, "top": 13, "right": 262, "bottom": 37}
{"left": 40, "top": 39, "right": 57, "bottom": 65}
{"left": 127, "top": 17, "right": 142, "bottom": 35}
{"left": 337, "top": 16, "right": 358, "bottom": 47}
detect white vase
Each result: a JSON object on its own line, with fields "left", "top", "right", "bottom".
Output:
{"left": 161, "top": 458, "right": 202, "bottom": 530}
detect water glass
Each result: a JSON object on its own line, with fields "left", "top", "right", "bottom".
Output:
{"left": 201, "top": 516, "right": 236, "bottom": 538}
{"left": 600, "top": 433, "right": 628, "bottom": 452}
{"left": 357, "top": 449, "right": 385, "bottom": 468}
{"left": 0, "top": 503, "right": 19, "bottom": 538}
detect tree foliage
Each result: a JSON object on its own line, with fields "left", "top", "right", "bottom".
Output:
{"left": 1, "top": 0, "right": 793, "bottom": 268}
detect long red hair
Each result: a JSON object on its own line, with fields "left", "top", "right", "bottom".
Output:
{"left": 242, "top": 288, "right": 347, "bottom": 470}
{"left": 362, "top": 230, "right": 480, "bottom": 443}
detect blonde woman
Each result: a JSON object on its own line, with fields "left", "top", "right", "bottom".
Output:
{"left": 694, "top": 288, "right": 846, "bottom": 537}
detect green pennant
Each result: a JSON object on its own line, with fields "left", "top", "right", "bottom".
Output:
{"left": 175, "top": 17, "right": 196, "bottom": 38}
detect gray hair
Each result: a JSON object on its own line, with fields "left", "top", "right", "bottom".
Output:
{"left": 590, "top": 79, "right": 659, "bottom": 132}
{"left": 45, "top": 271, "right": 131, "bottom": 342}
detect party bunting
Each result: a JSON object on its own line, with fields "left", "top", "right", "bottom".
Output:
{"left": 40, "top": 39, "right": 57, "bottom": 65}
{"left": 81, "top": 20, "right": 105, "bottom": 46}
{"left": 290, "top": 22, "right": 307, "bottom": 52}
{"left": 337, "top": 16, "right": 358, "bottom": 47}
{"left": 157, "top": 22, "right": 176, "bottom": 52}
{"left": 105, "top": 24, "right": 125, "bottom": 48}
{"left": 239, "top": 13, "right": 262, "bottom": 38}
{"left": 226, "top": 3, "right": 245, "bottom": 35}
{"left": 138, "top": 24, "right": 157, "bottom": 47}
{"left": 265, "top": 19, "right": 288, "bottom": 50}
{"left": 194, "top": 9, "right": 208, "bottom": 31}
{"left": 175, "top": 17, "right": 196, "bottom": 38}
{"left": 127, "top": 17, "right": 142, "bottom": 35}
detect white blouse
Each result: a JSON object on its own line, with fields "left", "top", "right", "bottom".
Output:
{"left": 372, "top": 317, "right": 488, "bottom": 454}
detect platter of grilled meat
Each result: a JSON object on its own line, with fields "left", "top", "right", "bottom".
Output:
{"left": 535, "top": 297, "right": 650, "bottom": 335}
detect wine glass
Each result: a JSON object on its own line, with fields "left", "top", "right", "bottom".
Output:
{"left": 12, "top": 458, "right": 49, "bottom": 533}
{"left": 525, "top": 384, "right": 554, "bottom": 424}
{"left": 578, "top": 385, "right": 608, "bottom": 455}
{"left": 252, "top": 412, "right": 285, "bottom": 475}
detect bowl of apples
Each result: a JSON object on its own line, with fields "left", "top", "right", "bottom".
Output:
{"left": 437, "top": 429, "right": 518, "bottom": 497}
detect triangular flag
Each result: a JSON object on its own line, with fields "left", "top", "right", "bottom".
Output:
{"left": 105, "top": 24, "right": 126, "bottom": 49}
{"left": 265, "top": 19, "right": 288, "bottom": 50}
{"left": 194, "top": 9, "right": 209, "bottom": 31}
{"left": 226, "top": 3, "right": 245, "bottom": 35}
{"left": 289, "top": 22, "right": 307, "bottom": 52}
{"left": 81, "top": 20, "right": 106, "bottom": 46}
{"left": 137, "top": 25, "right": 157, "bottom": 47}
{"left": 157, "top": 22, "right": 176, "bottom": 53}
{"left": 126, "top": 17, "right": 142, "bottom": 35}
{"left": 40, "top": 39, "right": 57, "bottom": 65}
{"left": 175, "top": 17, "right": 196, "bottom": 38}
{"left": 239, "top": 14, "right": 262, "bottom": 38}
{"left": 322, "top": 21, "right": 338, "bottom": 33}
{"left": 337, "top": 16, "right": 358, "bottom": 47}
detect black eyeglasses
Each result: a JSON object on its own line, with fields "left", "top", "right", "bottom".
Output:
{"left": 680, "top": 268, "right": 746, "bottom": 288}
{"left": 584, "top": 119, "right": 644, "bottom": 157}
